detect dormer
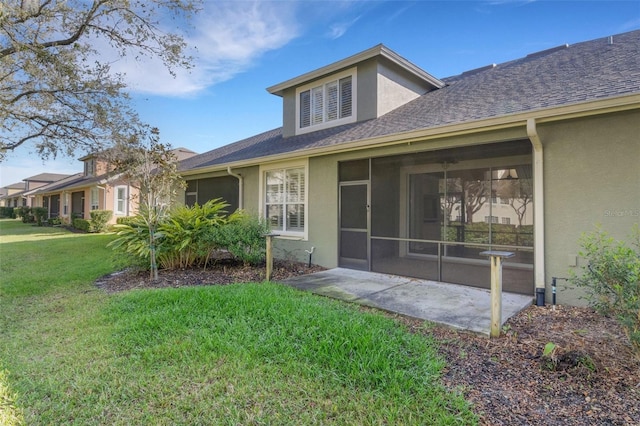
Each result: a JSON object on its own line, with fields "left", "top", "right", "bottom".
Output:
{"left": 79, "top": 153, "right": 109, "bottom": 177}
{"left": 267, "top": 44, "right": 445, "bottom": 138}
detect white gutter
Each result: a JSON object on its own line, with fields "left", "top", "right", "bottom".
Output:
{"left": 227, "top": 166, "right": 244, "bottom": 210}
{"left": 526, "top": 118, "right": 546, "bottom": 301}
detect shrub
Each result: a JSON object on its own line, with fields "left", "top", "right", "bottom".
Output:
{"left": 109, "top": 199, "right": 231, "bottom": 271}
{"left": 157, "top": 199, "right": 229, "bottom": 269}
{"left": 32, "top": 207, "right": 48, "bottom": 226}
{"left": 212, "top": 211, "right": 270, "bottom": 265}
{"left": 108, "top": 215, "right": 153, "bottom": 262}
{"left": 570, "top": 226, "right": 640, "bottom": 355}
{"left": 72, "top": 218, "right": 91, "bottom": 232}
{"left": 89, "top": 210, "right": 113, "bottom": 233}
{"left": 0, "top": 207, "right": 14, "bottom": 218}
{"left": 116, "top": 216, "right": 138, "bottom": 226}
{"left": 15, "top": 207, "right": 34, "bottom": 223}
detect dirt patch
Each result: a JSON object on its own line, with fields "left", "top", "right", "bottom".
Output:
{"left": 96, "top": 264, "right": 640, "bottom": 425}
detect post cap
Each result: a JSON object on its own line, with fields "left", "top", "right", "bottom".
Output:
{"left": 479, "top": 250, "right": 515, "bottom": 258}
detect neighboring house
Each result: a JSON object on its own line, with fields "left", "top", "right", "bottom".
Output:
{"left": 0, "top": 174, "right": 70, "bottom": 208}
{"left": 0, "top": 182, "right": 27, "bottom": 207}
{"left": 178, "top": 30, "right": 640, "bottom": 305}
{"left": 27, "top": 147, "right": 197, "bottom": 224}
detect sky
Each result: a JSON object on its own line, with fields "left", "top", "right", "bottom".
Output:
{"left": 1, "top": 0, "right": 639, "bottom": 186}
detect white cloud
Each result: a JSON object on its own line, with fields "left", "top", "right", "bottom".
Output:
{"left": 326, "top": 15, "right": 361, "bottom": 39}
{"left": 109, "top": 1, "right": 300, "bottom": 97}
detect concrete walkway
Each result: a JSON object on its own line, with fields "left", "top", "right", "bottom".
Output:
{"left": 281, "top": 268, "right": 532, "bottom": 335}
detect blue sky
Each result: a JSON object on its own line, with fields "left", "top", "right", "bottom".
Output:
{"left": 2, "top": 0, "right": 639, "bottom": 186}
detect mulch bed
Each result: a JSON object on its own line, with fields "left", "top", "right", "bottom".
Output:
{"left": 96, "top": 262, "right": 640, "bottom": 425}
{"left": 95, "top": 259, "right": 325, "bottom": 293}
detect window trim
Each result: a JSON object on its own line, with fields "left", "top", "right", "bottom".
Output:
{"left": 114, "top": 185, "right": 128, "bottom": 216}
{"left": 259, "top": 159, "right": 309, "bottom": 239}
{"left": 295, "top": 68, "right": 357, "bottom": 135}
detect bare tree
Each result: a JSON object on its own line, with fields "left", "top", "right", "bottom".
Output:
{"left": 498, "top": 178, "right": 533, "bottom": 227}
{"left": 108, "top": 127, "right": 185, "bottom": 280}
{"left": 461, "top": 179, "right": 488, "bottom": 224}
{"left": 0, "top": 0, "right": 198, "bottom": 160}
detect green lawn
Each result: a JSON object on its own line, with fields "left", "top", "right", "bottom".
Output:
{"left": 0, "top": 218, "right": 476, "bottom": 425}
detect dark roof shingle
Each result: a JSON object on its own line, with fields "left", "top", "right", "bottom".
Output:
{"left": 181, "top": 30, "right": 640, "bottom": 172}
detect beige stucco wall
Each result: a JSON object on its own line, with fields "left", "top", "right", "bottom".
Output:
{"left": 540, "top": 109, "right": 640, "bottom": 305}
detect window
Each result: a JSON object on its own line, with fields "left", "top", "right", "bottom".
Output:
{"left": 114, "top": 186, "right": 128, "bottom": 215}
{"left": 84, "top": 159, "right": 95, "bottom": 177}
{"left": 90, "top": 188, "right": 99, "bottom": 210}
{"left": 296, "top": 69, "right": 355, "bottom": 134}
{"left": 484, "top": 216, "right": 499, "bottom": 224}
{"left": 263, "top": 163, "right": 307, "bottom": 237}
{"left": 502, "top": 217, "right": 511, "bottom": 225}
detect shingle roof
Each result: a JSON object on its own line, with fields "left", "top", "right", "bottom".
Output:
{"left": 181, "top": 30, "right": 640, "bottom": 173}
{"left": 25, "top": 173, "right": 85, "bottom": 195}
{"left": 23, "top": 173, "right": 70, "bottom": 182}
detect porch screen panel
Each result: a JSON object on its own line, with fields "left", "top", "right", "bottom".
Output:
{"left": 408, "top": 172, "right": 444, "bottom": 255}
{"left": 193, "top": 176, "right": 239, "bottom": 212}
{"left": 50, "top": 194, "right": 60, "bottom": 217}
{"left": 339, "top": 159, "right": 369, "bottom": 182}
{"left": 71, "top": 191, "right": 84, "bottom": 217}
{"left": 367, "top": 146, "right": 533, "bottom": 294}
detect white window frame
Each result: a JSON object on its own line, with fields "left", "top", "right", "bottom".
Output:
{"left": 90, "top": 188, "right": 99, "bottom": 210}
{"left": 259, "top": 159, "right": 308, "bottom": 239}
{"left": 295, "top": 68, "right": 356, "bottom": 135}
{"left": 114, "top": 185, "right": 128, "bottom": 216}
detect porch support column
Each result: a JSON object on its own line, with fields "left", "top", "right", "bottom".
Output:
{"left": 527, "top": 118, "right": 546, "bottom": 305}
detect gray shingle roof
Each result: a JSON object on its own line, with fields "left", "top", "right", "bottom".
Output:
{"left": 25, "top": 173, "right": 86, "bottom": 195}
{"left": 181, "top": 30, "right": 640, "bottom": 173}
{"left": 23, "top": 173, "right": 71, "bottom": 182}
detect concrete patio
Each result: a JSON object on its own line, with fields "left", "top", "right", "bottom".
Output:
{"left": 281, "top": 268, "right": 533, "bottom": 335}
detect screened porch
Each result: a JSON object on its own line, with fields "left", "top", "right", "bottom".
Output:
{"left": 338, "top": 140, "right": 534, "bottom": 295}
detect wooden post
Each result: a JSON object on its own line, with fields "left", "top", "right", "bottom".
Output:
{"left": 480, "top": 251, "right": 515, "bottom": 338}
{"left": 265, "top": 234, "right": 273, "bottom": 282}
{"left": 265, "top": 233, "right": 279, "bottom": 282}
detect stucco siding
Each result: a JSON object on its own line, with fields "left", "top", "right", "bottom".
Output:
{"left": 541, "top": 110, "right": 640, "bottom": 304}
{"left": 376, "top": 59, "right": 430, "bottom": 117}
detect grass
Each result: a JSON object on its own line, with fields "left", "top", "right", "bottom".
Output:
{"left": 0, "top": 218, "right": 476, "bottom": 425}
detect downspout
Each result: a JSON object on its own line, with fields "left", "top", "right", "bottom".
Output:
{"left": 227, "top": 166, "right": 244, "bottom": 210}
{"left": 527, "top": 118, "right": 546, "bottom": 306}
